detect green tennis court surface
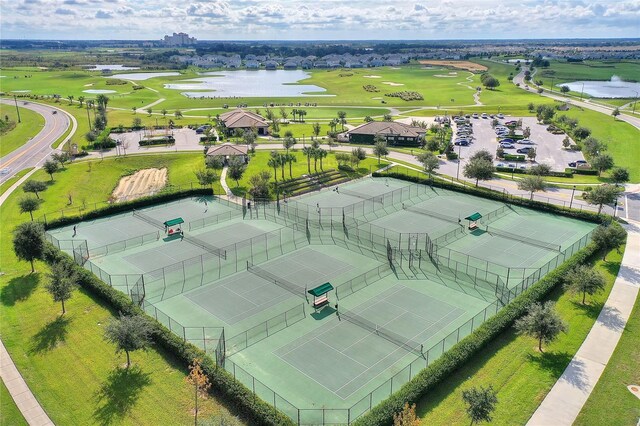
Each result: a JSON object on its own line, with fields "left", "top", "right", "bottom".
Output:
{"left": 45, "top": 179, "right": 596, "bottom": 424}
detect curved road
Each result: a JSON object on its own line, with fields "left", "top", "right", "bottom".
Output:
{"left": 0, "top": 99, "right": 75, "bottom": 184}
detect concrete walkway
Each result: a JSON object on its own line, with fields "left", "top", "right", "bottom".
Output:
{"left": 527, "top": 220, "right": 640, "bottom": 426}
{"left": 0, "top": 340, "right": 53, "bottom": 425}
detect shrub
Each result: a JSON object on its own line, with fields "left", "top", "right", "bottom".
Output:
{"left": 139, "top": 136, "right": 175, "bottom": 146}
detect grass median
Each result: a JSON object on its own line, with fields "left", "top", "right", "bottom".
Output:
{"left": 0, "top": 103, "right": 45, "bottom": 157}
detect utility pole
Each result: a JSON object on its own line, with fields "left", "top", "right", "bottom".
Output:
{"left": 86, "top": 105, "right": 92, "bottom": 129}
{"left": 13, "top": 95, "right": 21, "bottom": 123}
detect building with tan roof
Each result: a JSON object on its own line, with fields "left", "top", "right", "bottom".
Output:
{"left": 346, "top": 121, "right": 426, "bottom": 146}
{"left": 219, "top": 109, "right": 269, "bottom": 135}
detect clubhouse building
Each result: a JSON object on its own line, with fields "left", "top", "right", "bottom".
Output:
{"left": 346, "top": 121, "right": 426, "bottom": 146}
{"left": 219, "top": 110, "right": 270, "bottom": 135}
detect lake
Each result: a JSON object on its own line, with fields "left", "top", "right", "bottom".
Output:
{"left": 164, "top": 70, "right": 331, "bottom": 98}
{"left": 560, "top": 78, "right": 640, "bottom": 98}
{"left": 85, "top": 65, "right": 140, "bottom": 71}
{"left": 107, "top": 72, "right": 181, "bottom": 81}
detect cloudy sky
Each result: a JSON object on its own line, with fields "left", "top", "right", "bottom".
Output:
{"left": 1, "top": 0, "right": 639, "bottom": 40}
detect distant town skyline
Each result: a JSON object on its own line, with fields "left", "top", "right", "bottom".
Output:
{"left": 1, "top": 0, "right": 638, "bottom": 40}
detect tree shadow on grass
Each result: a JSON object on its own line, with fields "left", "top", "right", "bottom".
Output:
{"left": 29, "top": 315, "right": 72, "bottom": 354}
{"left": 0, "top": 273, "right": 40, "bottom": 306}
{"left": 93, "top": 365, "right": 152, "bottom": 426}
{"left": 571, "top": 300, "right": 605, "bottom": 320}
{"left": 528, "top": 351, "right": 588, "bottom": 390}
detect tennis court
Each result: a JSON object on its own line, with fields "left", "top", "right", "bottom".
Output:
{"left": 44, "top": 178, "right": 597, "bottom": 424}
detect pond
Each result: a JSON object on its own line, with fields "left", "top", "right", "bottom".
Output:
{"left": 164, "top": 70, "right": 332, "bottom": 98}
{"left": 560, "top": 77, "right": 640, "bottom": 98}
{"left": 85, "top": 65, "right": 140, "bottom": 71}
{"left": 83, "top": 89, "right": 117, "bottom": 94}
{"left": 106, "top": 72, "right": 181, "bottom": 81}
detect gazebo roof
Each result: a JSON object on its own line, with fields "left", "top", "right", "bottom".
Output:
{"left": 206, "top": 143, "right": 248, "bottom": 157}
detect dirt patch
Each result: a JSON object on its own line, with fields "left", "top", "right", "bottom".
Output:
{"left": 111, "top": 168, "right": 167, "bottom": 202}
{"left": 363, "top": 75, "right": 382, "bottom": 78}
{"left": 382, "top": 81, "right": 404, "bottom": 86}
{"left": 434, "top": 75, "right": 458, "bottom": 78}
{"left": 419, "top": 60, "right": 487, "bottom": 72}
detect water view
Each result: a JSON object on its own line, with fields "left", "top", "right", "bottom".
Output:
{"left": 559, "top": 76, "right": 640, "bottom": 98}
{"left": 107, "top": 72, "right": 181, "bottom": 81}
{"left": 85, "top": 65, "right": 140, "bottom": 71}
{"left": 164, "top": 70, "right": 331, "bottom": 98}
{"left": 83, "top": 89, "right": 117, "bottom": 94}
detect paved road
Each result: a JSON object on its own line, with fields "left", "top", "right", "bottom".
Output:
{"left": 0, "top": 98, "right": 75, "bottom": 184}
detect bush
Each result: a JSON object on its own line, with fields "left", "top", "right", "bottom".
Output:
{"left": 570, "top": 168, "right": 599, "bottom": 176}
{"left": 503, "top": 154, "right": 526, "bottom": 161}
{"left": 445, "top": 151, "right": 458, "bottom": 160}
{"left": 385, "top": 91, "right": 424, "bottom": 101}
{"left": 496, "top": 167, "right": 572, "bottom": 178}
{"left": 139, "top": 136, "right": 175, "bottom": 146}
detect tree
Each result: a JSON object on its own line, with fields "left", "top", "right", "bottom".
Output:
{"left": 591, "top": 224, "right": 626, "bottom": 260}
{"left": 352, "top": 147, "right": 366, "bottom": 164}
{"left": 335, "top": 152, "right": 350, "bottom": 166}
{"left": 131, "top": 105, "right": 136, "bottom": 114}
{"left": 482, "top": 76, "right": 500, "bottom": 90}
{"left": 383, "top": 114, "right": 393, "bottom": 122}
{"left": 364, "top": 115, "right": 374, "bottom": 123}
{"left": 470, "top": 149, "right": 493, "bottom": 163}
{"left": 298, "top": 109, "right": 307, "bottom": 122}
{"left": 526, "top": 148, "right": 537, "bottom": 162}
{"left": 464, "top": 158, "right": 494, "bottom": 187}
{"left": 205, "top": 155, "right": 224, "bottom": 170}
{"left": 373, "top": 137, "right": 388, "bottom": 164}
{"left": 515, "top": 301, "right": 567, "bottom": 352}
{"left": 43, "top": 160, "right": 59, "bottom": 181}
{"left": 46, "top": 261, "right": 78, "bottom": 314}
{"left": 12, "top": 221, "right": 45, "bottom": 273}
{"left": 518, "top": 175, "right": 546, "bottom": 200}
{"left": 23, "top": 180, "right": 47, "bottom": 199}
{"left": 227, "top": 157, "right": 246, "bottom": 186}
{"left": 573, "top": 127, "right": 591, "bottom": 140}
{"left": 612, "top": 107, "right": 620, "bottom": 119}
{"left": 585, "top": 184, "right": 619, "bottom": 214}
{"left": 132, "top": 117, "right": 142, "bottom": 128}
{"left": 186, "top": 358, "right": 211, "bottom": 426}
{"left": 560, "top": 85, "right": 570, "bottom": 93}
{"left": 562, "top": 136, "right": 571, "bottom": 149}
{"left": 242, "top": 129, "right": 256, "bottom": 148}
{"left": 565, "top": 265, "right": 606, "bottom": 305}
{"left": 282, "top": 136, "right": 296, "bottom": 153}
{"left": 267, "top": 152, "right": 280, "bottom": 182}
{"left": 522, "top": 127, "right": 531, "bottom": 139}
{"left": 302, "top": 146, "right": 313, "bottom": 174}
{"left": 174, "top": 110, "right": 183, "bottom": 119}
{"left": 591, "top": 154, "right": 614, "bottom": 176}
{"left": 194, "top": 169, "right": 217, "bottom": 187}
{"left": 393, "top": 402, "right": 420, "bottom": 426}
{"left": 337, "top": 111, "right": 347, "bottom": 130}
{"left": 248, "top": 171, "right": 271, "bottom": 199}
{"left": 78, "top": 96, "right": 85, "bottom": 107}
{"left": 19, "top": 196, "right": 41, "bottom": 221}
{"left": 312, "top": 122, "right": 321, "bottom": 139}
{"left": 146, "top": 108, "right": 153, "bottom": 116}
{"left": 582, "top": 137, "right": 606, "bottom": 157}
{"left": 104, "top": 314, "right": 153, "bottom": 368}
{"left": 279, "top": 107, "right": 289, "bottom": 121}
{"left": 462, "top": 386, "right": 498, "bottom": 425}
{"left": 417, "top": 152, "right": 440, "bottom": 178}
{"left": 611, "top": 167, "right": 630, "bottom": 186}
{"left": 527, "top": 102, "right": 535, "bottom": 112}
{"left": 528, "top": 163, "right": 551, "bottom": 176}
{"left": 96, "top": 94, "right": 109, "bottom": 109}
{"left": 285, "top": 153, "right": 297, "bottom": 178}
{"left": 426, "top": 138, "right": 440, "bottom": 152}
{"left": 68, "top": 95, "right": 74, "bottom": 105}
{"left": 51, "top": 151, "right": 70, "bottom": 167}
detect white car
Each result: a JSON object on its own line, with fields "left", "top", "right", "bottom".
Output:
{"left": 500, "top": 143, "right": 516, "bottom": 149}
{"left": 497, "top": 113, "right": 505, "bottom": 119}
{"left": 519, "top": 139, "right": 535, "bottom": 145}
{"left": 472, "top": 113, "right": 479, "bottom": 119}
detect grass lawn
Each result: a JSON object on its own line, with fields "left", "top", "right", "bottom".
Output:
{"left": 557, "top": 108, "right": 640, "bottom": 183}
{"left": 415, "top": 247, "right": 624, "bottom": 425}
{"left": 0, "top": 168, "right": 34, "bottom": 197}
{"left": 0, "top": 379, "right": 27, "bottom": 426}
{"left": 538, "top": 60, "right": 640, "bottom": 85}
{"left": 0, "top": 103, "right": 45, "bottom": 157}
{"left": 228, "top": 149, "right": 386, "bottom": 197}
{"left": 575, "top": 290, "right": 640, "bottom": 425}
{"left": 0, "top": 154, "right": 242, "bottom": 425}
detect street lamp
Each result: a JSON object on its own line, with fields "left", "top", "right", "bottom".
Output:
{"left": 13, "top": 95, "right": 21, "bottom": 123}
{"left": 456, "top": 143, "right": 462, "bottom": 180}
{"left": 579, "top": 82, "right": 585, "bottom": 101}
{"left": 569, "top": 185, "right": 577, "bottom": 209}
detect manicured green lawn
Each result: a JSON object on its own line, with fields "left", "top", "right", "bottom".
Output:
{"left": 557, "top": 108, "right": 640, "bottom": 183}
{"left": 0, "top": 168, "right": 34, "bottom": 197}
{"left": 575, "top": 291, "right": 640, "bottom": 425}
{"left": 0, "top": 103, "right": 45, "bottom": 157}
{"left": 0, "top": 154, "right": 241, "bottom": 425}
{"left": 0, "top": 380, "right": 27, "bottom": 426}
{"left": 415, "top": 248, "right": 624, "bottom": 425}
{"left": 538, "top": 60, "right": 640, "bottom": 85}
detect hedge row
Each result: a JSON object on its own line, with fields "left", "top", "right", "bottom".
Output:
{"left": 570, "top": 168, "right": 599, "bottom": 176}
{"left": 374, "top": 172, "right": 604, "bottom": 224}
{"left": 502, "top": 154, "right": 526, "bottom": 161}
{"left": 496, "top": 167, "right": 572, "bottom": 178}
{"left": 352, "top": 240, "right": 600, "bottom": 426}
{"left": 139, "top": 136, "right": 175, "bottom": 146}
{"left": 43, "top": 188, "right": 212, "bottom": 230}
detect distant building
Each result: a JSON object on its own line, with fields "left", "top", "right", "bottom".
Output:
{"left": 346, "top": 121, "right": 426, "bottom": 146}
{"left": 219, "top": 109, "right": 269, "bottom": 136}
{"left": 162, "top": 32, "right": 197, "bottom": 46}
{"left": 206, "top": 143, "right": 249, "bottom": 164}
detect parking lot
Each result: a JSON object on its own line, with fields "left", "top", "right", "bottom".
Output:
{"left": 109, "top": 128, "right": 207, "bottom": 154}
{"left": 453, "top": 116, "right": 586, "bottom": 171}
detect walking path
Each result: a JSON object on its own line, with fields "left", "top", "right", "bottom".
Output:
{"left": 527, "top": 220, "right": 640, "bottom": 426}
{"left": 0, "top": 340, "right": 53, "bottom": 425}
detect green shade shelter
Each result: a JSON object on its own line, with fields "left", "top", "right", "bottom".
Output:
{"left": 464, "top": 212, "right": 482, "bottom": 230}
{"left": 308, "top": 283, "right": 333, "bottom": 310}
{"left": 163, "top": 218, "right": 184, "bottom": 227}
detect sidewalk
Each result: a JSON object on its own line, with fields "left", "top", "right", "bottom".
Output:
{"left": 0, "top": 340, "right": 53, "bottom": 425}
{"left": 527, "top": 220, "right": 640, "bottom": 426}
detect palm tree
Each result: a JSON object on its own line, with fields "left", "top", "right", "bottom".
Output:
{"left": 298, "top": 109, "right": 307, "bottom": 122}
{"left": 68, "top": 95, "right": 74, "bottom": 105}
{"left": 146, "top": 108, "right": 152, "bottom": 116}
{"left": 96, "top": 94, "right": 109, "bottom": 109}
{"left": 286, "top": 153, "right": 297, "bottom": 178}
{"left": 291, "top": 109, "right": 298, "bottom": 122}
{"left": 337, "top": 111, "right": 347, "bottom": 130}
{"left": 132, "top": 106, "right": 137, "bottom": 114}
{"left": 312, "top": 122, "right": 321, "bottom": 140}
{"left": 302, "top": 147, "right": 313, "bottom": 174}
{"left": 161, "top": 109, "right": 168, "bottom": 119}
{"left": 311, "top": 148, "right": 320, "bottom": 172}
{"left": 78, "top": 96, "right": 85, "bottom": 107}
{"left": 267, "top": 155, "right": 280, "bottom": 182}
{"left": 329, "top": 118, "right": 338, "bottom": 133}
{"left": 317, "top": 148, "right": 327, "bottom": 170}
{"left": 278, "top": 153, "right": 287, "bottom": 180}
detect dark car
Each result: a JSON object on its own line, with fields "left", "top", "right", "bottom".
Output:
{"left": 499, "top": 138, "right": 515, "bottom": 143}
{"left": 517, "top": 147, "right": 533, "bottom": 154}
{"left": 454, "top": 140, "right": 470, "bottom": 146}
{"left": 568, "top": 160, "right": 588, "bottom": 168}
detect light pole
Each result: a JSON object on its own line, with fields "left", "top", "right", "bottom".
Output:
{"left": 579, "top": 82, "right": 585, "bottom": 101}
{"left": 569, "top": 185, "right": 576, "bottom": 209}
{"left": 13, "top": 95, "right": 21, "bottom": 123}
{"left": 456, "top": 143, "right": 462, "bottom": 180}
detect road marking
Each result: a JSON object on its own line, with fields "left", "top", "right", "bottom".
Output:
{"left": 0, "top": 114, "right": 63, "bottom": 169}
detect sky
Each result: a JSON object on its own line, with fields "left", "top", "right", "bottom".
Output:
{"left": 1, "top": 0, "right": 639, "bottom": 40}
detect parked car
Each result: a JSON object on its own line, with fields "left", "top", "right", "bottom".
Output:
{"left": 481, "top": 113, "right": 488, "bottom": 119}
{"left": 519, "top": 139, "right": 534, "bottom": 145}
{"left": 497, "top": 162, "right": 506, "bottom": 167}
{"left": 517, "top": 147, "right": 533, "bottom": 154}
{"left": 500, "top": 143, "right": 515, "bottom": 149}
{"left": 497, "top": 113, "right": 505, "bottom": 119}
{"left": 568, "top": 160, "right": 588, "bottom": 168}
{"left": 454, "top": 140, "right": 470, "bottom": 146}
{"left": 499, "top": 138, "right": 515, "bottom": 143}
{"left": 472, "top": 113, "right": 479, "bottom": 119}
{"left": 505, "top": 120, "right": 517, "bottom": 126}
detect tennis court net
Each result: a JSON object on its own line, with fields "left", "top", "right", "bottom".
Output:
{"left": 339, "top": 309, "right": 424, "bottom": 357}
{"left": 340, "top": 189, "right": 383, "bottom": 204}
{"left": 184, "top": 235, "right": 227, "bottom": 259}
{"left": 133, "top": 210, "right": 165, "bottom": 229}
{"left": 403, "top": 204, "right": 461, "bottom": 225}
{"left": 485, "top": 226, "right": 561, "bottom": 252}
{"left": 247, "top": 262, "right": 306, "bottom": 299}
